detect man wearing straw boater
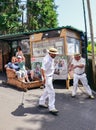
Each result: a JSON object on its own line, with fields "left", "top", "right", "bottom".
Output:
{"left": 69, "top": 53, "right": 94, "bottom": 99}
{"left": 39, "top": 47, "right": 59, "bottom": 114}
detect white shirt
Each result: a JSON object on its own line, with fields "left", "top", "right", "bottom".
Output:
{"left": 41, "top": 54, "right": 55, "bottom": 77}
{"left": 71, "top": 57, "right": 85, "bottom": 74}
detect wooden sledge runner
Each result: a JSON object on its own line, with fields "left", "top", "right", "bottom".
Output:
{"left": 6, "top": 68, "right": 43, "bottom": 91}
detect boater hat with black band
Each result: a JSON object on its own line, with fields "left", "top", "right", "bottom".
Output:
{"left": 74, "top": 53, "right": 81, "bottom": 57}
{"left": 47, "top": 47, "right": 58, "bottom": 54}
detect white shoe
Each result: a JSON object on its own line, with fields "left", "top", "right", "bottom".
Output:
{"left": 71, "top": 95, "right": 76, "bottom": 98}
{"left": 40, "top": 86, "right": 44, "bottom": 89}
{"left": 89, "top": 95, "right": 95, "bottom": 99}
{"left": 49, "top": 108, "right": 59, "bottom": 113}
{"left": 39, "top": 104, "right": 48, "bottom": 108}
{"left": 71, "top": 94, "right": 76, "bottom": 98}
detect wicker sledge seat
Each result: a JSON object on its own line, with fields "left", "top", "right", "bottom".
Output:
{"left": 6, "top": 68, "right": 43, "bottom": 91}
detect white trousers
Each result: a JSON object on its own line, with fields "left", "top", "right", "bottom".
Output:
{"left": 39, "top": 76, "right": 55, "bottom": 111}
{"left": 72, "top": 73, "right": 92, "bottom": 96}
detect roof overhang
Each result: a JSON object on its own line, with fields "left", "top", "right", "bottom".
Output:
{"left": 0, "top": 26, "right": 83, "bottom": 42}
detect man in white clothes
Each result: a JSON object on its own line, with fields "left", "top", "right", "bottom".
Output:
{"left": 69, "top": 53, "right": 94, "bottom": 99}
{"left": 39, "top": 47, "right": 59, "bottom": 114}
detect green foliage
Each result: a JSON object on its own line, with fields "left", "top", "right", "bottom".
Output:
{"left": 87, "top": 41, "right": 96, "bottom": 54}
{"left": 0, "top": 0, "right": 58, "bottom": 34}
{"left": 27, "top": 0, "right": 58, "bottom": 30}
{"left": 0, "top": 0, "right": 23, "bottom": 34}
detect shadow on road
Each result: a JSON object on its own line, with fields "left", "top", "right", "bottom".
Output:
{"left": 11, "top": 103, "right": 50, "bottom": 117}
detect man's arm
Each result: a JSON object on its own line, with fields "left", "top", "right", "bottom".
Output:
{"left": 41, "top": 69, "right": 46, "bottom": 85}
{"left": 69, "top": 64, "right": 84, "bottom": 71}
{"left": 69, "top": 64, "right": 74, "bottom": 71}
{"left": 74, "top": 64, "right": 85, "bottom": 69}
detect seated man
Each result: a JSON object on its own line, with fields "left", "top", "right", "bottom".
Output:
{"left": 5, "top": 56, "right": 20, "bottom": 71}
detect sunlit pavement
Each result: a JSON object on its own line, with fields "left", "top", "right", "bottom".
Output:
{"left": 0, "top": 73, "right": 96, "bottom": 130}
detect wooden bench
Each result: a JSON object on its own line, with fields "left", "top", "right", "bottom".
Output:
{"left": 6, "top": 68, "right": 43, "bottom": 91}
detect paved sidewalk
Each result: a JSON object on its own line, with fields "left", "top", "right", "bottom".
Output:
{"left": 0, "top": 74, "right": 96, "bottom": 130}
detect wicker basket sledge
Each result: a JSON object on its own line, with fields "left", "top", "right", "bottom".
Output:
{"left": 6, "top": 68, "right": 43, "bottom": 91}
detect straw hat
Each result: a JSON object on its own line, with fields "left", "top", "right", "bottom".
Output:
{"left": 74, "top": 53, "right": 81, "bottom": 57}
{"left": 47, "top": 47, "right": 58, "bottom": 54}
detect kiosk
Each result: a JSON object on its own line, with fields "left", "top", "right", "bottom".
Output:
{"left": 29, "top": 27, "right": 85, "bottom": 88}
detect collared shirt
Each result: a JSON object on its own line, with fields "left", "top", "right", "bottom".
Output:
{"left": 71, "top": 57, "right": 85, "bottom": 75}
{"left": 41, "top": 54, "right": 55, "bottom": 77}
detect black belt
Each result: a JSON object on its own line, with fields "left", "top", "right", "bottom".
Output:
{"left": 75, "top": 72, "right": 85, "bottom": 75}
{"left": 47, "top": 75, "right": 53, "bottom": 77}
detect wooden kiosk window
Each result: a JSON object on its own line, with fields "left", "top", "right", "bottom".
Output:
{"left": 67, "top": 37, "right": 80, "bottom": 55}
{"left": 32, "top": 37, "right": 65, "bottom": 57}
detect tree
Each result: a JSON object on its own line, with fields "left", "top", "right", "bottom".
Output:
{"left": 87, "top": 41, "right": 96, "bottom": 54}
{"left": 0, "top": 0, "right": 58, "bottom": 34}
{"left": 0, "top": 0, "right": 23, "bottom": 34}
{"left": 27, "top": 0, "right": 58, "bottom": 30}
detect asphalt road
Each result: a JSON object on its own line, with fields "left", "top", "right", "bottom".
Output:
{"left": 0, "top": 73, "right": 96, "bottom": 130}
